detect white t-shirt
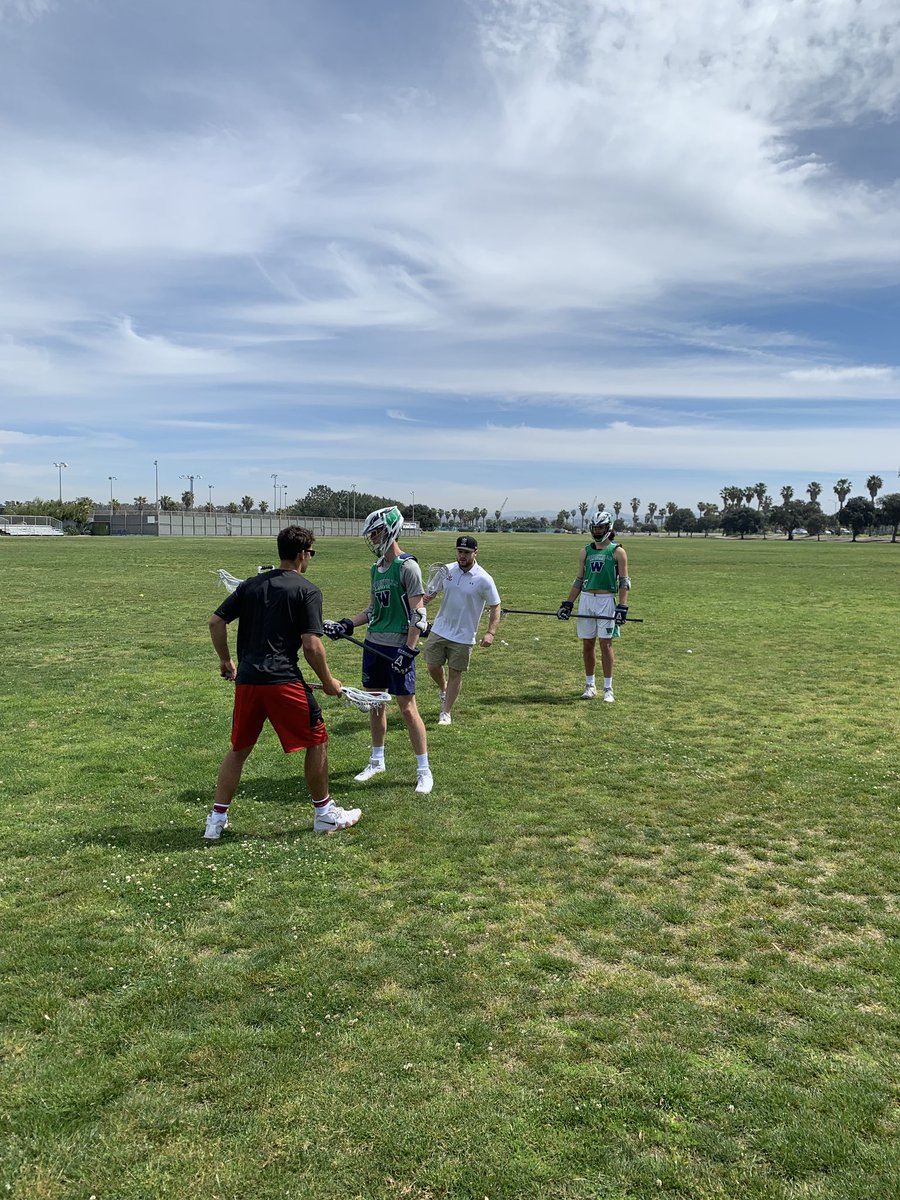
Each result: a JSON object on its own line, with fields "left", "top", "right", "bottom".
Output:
{"left": 430, "top": 562, "right": 501, "bottom": 645}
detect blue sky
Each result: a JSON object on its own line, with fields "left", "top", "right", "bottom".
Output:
{"left": 1, "top": 0, "right": 898, "bottom": 515}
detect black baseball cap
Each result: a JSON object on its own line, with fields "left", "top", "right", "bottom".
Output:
{"left": 456, "top": 535, "right": 478, "bottom": 551}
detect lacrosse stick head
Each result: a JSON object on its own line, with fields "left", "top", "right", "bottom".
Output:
{"left": 341, "top": 686, "right": 392, "bottom": 713}
{"left": 216, "top": 568, "right": 242, "bottom": 595}
{"left": 426, "top": 562, "right": 451, "bottom": 595}
{"left": 362, "top": 506, "right": 403, "bottom": 563}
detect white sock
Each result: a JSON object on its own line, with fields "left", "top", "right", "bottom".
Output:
{"left": 371, "top": 746, "right": 385, "bottom": 763}
{"left": 603, "top": 677, "right": 613, "bottom": 690}
{"left": 585, "top": 675, "right": 596, "bottom": 687}
{"left": 416, "top": 753, "right": 430, "bottom": 771}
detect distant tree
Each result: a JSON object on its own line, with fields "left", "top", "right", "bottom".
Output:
{"left": 481, "top": 507, "right": 488, "bottom": 530}
{"left": 259, "top": 500, "right": 269, "bottom": 514}
{"left": 841, "top": 496, "right": 877, "bottom": 541}
{"left": 613, "top": 500, "right": 622, "bottom": 524}
{"left": 720, "top": 485, "right": 744, "bottom": 510}
{"left": 226, "top": 501, "right": 239, "bottom": 514}
{"left": 665, "top": 507, "right": 698, "bottom": 537}
{"left": 181, "top": 490, "right": 194, "bottom": 511}
{"left": 554, "top": 509, "right": 570, "bottom": 529}
{"left": 697, "top": 504, "right": 720, "bottom": 537}
{"left": 134, "top": 496, "right": 147, "bottom": 516}
{"left": 807, "top": 481, "right": 822, "bottom": 504}
{"left": 241, "top": 495, "right": 254, "bottom": 513}
{"left": 780, "top": 485, "right": 794, "bottom": 505}
{"left": 578, "top": 501, "right": 588, "bottom": 531}
{"left": 770, "top": 498, "right": 812, "bottom": 539}
{"left": 866, "top": 474, "right": 883, "bottom": 501}
{"left": 876, "top": 493, "right": 900, "bottom": 542}
{"left": 721, "top": 507, "right": 764, "bottom": 539}
{"left": 753, "top": 482, "right": 768, "bottom": 509}
{"left": 833, "top": 479, "right": 852, "bottom": 513}
{"left": 647, "top": 502, "right": 658, "bottom": 527}
{"left": 805, "top": 508, "right": 828, "bottom": 540}
{"left": 203, "top": 502, "right": 214, "bottom": 514}
{"left": 665, "top": 501, "right": 677, "bottom": 532}
{"left": 159, "top": 495, "right": 177, "bottom": 511}
{"left": 743, "top": 487, "right": 755, "bottom": 506}
{"left": 630, "top": 497, "right": 640, "bottom": 528}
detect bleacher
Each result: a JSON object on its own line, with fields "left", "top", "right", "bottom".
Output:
{"left": 0, "top": 516, "right": 65, "bottom": 536}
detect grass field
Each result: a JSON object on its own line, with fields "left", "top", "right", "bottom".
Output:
{"left": 1, "top": 533, "right": 898, "bottom": 1200}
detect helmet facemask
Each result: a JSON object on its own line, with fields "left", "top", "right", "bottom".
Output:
{"left": 362, "top": 505, "right": 403, "bottom": 563}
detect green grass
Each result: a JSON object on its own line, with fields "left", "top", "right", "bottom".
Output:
{"left": 1, "top": 533, "right": 898, "bottom": 1199}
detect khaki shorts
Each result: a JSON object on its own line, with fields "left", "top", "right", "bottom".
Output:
{"left": 424, "top": 633, "right": 474, "bottom": 672}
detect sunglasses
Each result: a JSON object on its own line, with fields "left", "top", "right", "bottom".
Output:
{"left": 305, "top": 548, "right": 316, "bottom": 557}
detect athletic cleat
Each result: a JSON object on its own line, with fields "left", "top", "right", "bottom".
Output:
{"left": 581, "top": 684, "right": 597, "bottom": 699}
{"left": 203, "top": 812, "right": 229, "bottom": 841}
{"left": 438, "top": 711, "right": 452, "bottom": 726}
{"left": 354, "top": 760, "right": 386, "bottom": 783}
{"left": 603, "top": 688, "right": 615, "bottom": 703}
{"left": 415, "top": 769, "right": 434, "bottom": 795}
{"left": 314, "top": 802, "right": 362, "bottom": 834}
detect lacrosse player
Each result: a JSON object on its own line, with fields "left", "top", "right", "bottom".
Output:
{"left": 204, "top": 526, "right": 362, "bottom": 840}
{"left": 423, "top": 535, "right": 501, "bottom": 726}
{"left": 557, "top": 510, "right": 632, "bottom": 702}
{"left": 324, "top": 506, "right": 434, "bottom": 795}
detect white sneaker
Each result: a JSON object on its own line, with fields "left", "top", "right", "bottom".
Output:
{"left": 603, "top": 688, "right": 615, "bottom": 703}
{"left": 415, "top": 769, "right": 434, "bottom": 795}
{"left": 203, "top": 812, "right": 228, "bottom": 841}
{"left": 438, "top": 711, "right": 452, "bottom": 726}
{"left": 581, "top": 684, "right": 597, "bottom": 699}
{"left": 354, "top": 760, "right": 385, "bottom": 783}
{"left": 314, "top": 802, "right": 362, "bottom": 834}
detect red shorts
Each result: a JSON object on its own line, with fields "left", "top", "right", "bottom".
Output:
{"left": 231, "top": 682, "right": 328, "bottom": 753}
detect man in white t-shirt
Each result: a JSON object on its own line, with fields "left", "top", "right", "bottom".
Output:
{"left": 423, "top": 535, "right": 502, "bottom": 726}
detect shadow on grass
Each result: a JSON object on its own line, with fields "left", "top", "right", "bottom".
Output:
{"left": 467, "top": 689, "right": 581, "bottom": 707}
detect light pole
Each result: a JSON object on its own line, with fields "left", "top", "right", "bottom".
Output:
{"left": 179, "top": 473, "right": 201, "bottom": 509}
{"left": 208, "top": 483, "right": 214, "bottom": 510}
{"left": 271, "top": 473, "right": 278, "bottom": 516}
{"left": 108, "top": 475, "right": 117, "bottom": 531}
{"left": 411, "top": 490, "right": 416, "bottom": 528}
{"left": 351, "top": 483, "right": 356, "bottom": 521}
{"left": 153, "top": 459, "right": 159, "bottom": 512}
{"left": 278, "top": 484, "right": 288, "bottom": 515}
{"left": 53, "top": 461, "right": 68, "bottom": 502}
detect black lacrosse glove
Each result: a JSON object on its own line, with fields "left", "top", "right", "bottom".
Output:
{"left": 614, "top": 604, "right": 629, "bottom": 626}
{"left": 557, "top": 601, "right": 574, "bottom": 620}
{"left": 323, "top": 618, "right": 354, "bottom": 641}
{"left": 391, "top": 645, "right": 420, "bottom": 674}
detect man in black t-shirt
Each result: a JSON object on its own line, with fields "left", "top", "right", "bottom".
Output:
{"left": 204, "top": 526, "right": 362, "bottom": 840}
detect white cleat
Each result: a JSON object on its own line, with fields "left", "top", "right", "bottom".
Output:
{"left": 203, "top": 812, "right": 229, "bottom": 841}
{"left": 581, "top": 684, "right": 597, "bottom": 699}
{"left": 415, "top": 769, "right": 434, "bottom": 795}
{"left": 603, "top": 688, "right": 615, "bottom": 703}
{"left": 438, "top": 711, "right": 452, "bottom": 726}
{"left": 354, "top": 760, "right": 386, "bottom": 783}
{"left": 314, "top": 802, "right": 362, "bottom": 834}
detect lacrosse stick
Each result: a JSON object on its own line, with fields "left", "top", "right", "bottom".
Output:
{"left": 326, "top": 630, "right": 404, "bottom": 664}
{"left": 501, "top": 607, "right": 644, "bottom": 623}
{"left": 425, "top": 561, "right": 451, "bottom": 598}
{"left": 216, "top": 568, "right": 243, "bottom": 594}
{"left": 309, "top": 684, "right": 392, "bottom": 713}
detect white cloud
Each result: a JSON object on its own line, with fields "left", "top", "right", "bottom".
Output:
{"left": 786, "top": 366, "right": 895, "bottom": 383}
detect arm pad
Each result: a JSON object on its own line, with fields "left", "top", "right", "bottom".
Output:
{"left": 619, "top": 575, "right": 632, "bottom": 590}
{"left": 571, "top": 576, "right": 584, "bottom": 592}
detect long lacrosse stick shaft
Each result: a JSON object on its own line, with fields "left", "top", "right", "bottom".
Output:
{"left": 501, "top": 607, "right": 644, "bottom": 623}
{"left": 336, "top": 632, "right": 402, "bottom": 662}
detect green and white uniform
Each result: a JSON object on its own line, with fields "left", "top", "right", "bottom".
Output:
{"left": 368, "top": 554, "right": 424, "bottom": 648}
{"left": 577, "top": 541, "right": 620, "bottom": 640}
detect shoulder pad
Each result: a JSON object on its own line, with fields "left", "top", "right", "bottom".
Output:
{"left": 398, "top": 552, "right": 418, "bottom": 563}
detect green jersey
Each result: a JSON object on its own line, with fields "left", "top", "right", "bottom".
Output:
{"left": 583, "top": 542, "right": 619, "bottom": 592}
{"left": 369, "top": 554, "right": 421, "bottom": 643}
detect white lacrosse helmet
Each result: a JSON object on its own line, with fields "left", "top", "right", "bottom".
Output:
{"left": 589, "top": 510, "right": 613, "bottom": 538}
{"left": 362, "top": 505, "right": 404, "bottom": 561}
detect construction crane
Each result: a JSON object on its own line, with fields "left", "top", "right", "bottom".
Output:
{"left": 493, "top": 497, "right": 509, "bottom": 528}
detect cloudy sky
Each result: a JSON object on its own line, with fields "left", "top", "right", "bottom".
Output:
{"left": 1, "top": 0, "right": 898, "bottom": 515}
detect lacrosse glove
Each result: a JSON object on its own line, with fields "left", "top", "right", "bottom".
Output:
{"left": 391, "top": 645, "right": 420, "bottom": 674}
{"left": 614, "top": 604, "right": 629, "bottom": 626}
{"left": 557, "top": 601, "right": 574, "bottom": 620}
{"left": 323, "top": 618, "right": 354, "bottom": 640}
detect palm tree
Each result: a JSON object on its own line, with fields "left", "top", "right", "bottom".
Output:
{"left": 241, "top": 495, "right": 254, "bottom": 513}
{"left": 630, "top": 497, "right": 640, "bottom": 528}
{"left": 780, "top": 485, "right": 794, "bottom": 505}
{"left": 493, "top": 508, "right": 501, "bottom": 527}
{"left": 133, "top": 495, "right": 147, "bottom": 517}
{"left": 451, "top": 508, "right": 458, "bottom": 527}
{"left": 259, "top": 500, "right": 269, "bottom": 513}
{"left": 807, "top": 481, "right": 822, "bottom": 505}
{"left": 226, "top": 501, "right": 239, "bottom": 514}
{"left": 753, "top": 482, "right": 767, "bottom": 509}
{"left": 743, "top": 487, "right": 755, "bottom": 506}
{"left": 481, "top": 507, "right": 488, "bottom": 531}
{"left": 181, "top": 490, "right": 194, "bottom": 511}
{"left": 647, "top": 502, "right": 658, "bottom": 527}
{"left": 867, "top": 474, "right": 883, "bottom": 501}
{"left": 833, "top": 479, "right": 852, "bottom": 514}
{"left": 578, "top": 501, "right": 588, "bottom": 531}
{"left": 613, "top": 501, "right": 622, "bottom": 526}
{"left": 159, "top": 495, "right": 177, "bottom": 511}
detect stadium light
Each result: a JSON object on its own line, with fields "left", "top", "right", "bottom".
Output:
{"left": 153, "top": 459, "right": 159, "bottom": 512}
{"left": 271, "top": 473, "right": 278, "bottom": 515}
{"left": 108, "top": 475, "right": 117, "bottom": 530}
{"left": 179, "top": 473, "right": 201, "bottom": 509}
{"left": 53, "top": 462, "right": 68, "bottom": 502}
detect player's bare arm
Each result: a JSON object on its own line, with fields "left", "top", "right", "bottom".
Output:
{"left": 302, "top": 633, "right": 342, "bottom": 696}
{"left": 209, "top": 613, "right": 236, "bottom": 680}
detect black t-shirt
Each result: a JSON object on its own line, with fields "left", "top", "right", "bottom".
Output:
{"left": 214, "top": 569, "right": 325, "bottom": 684}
